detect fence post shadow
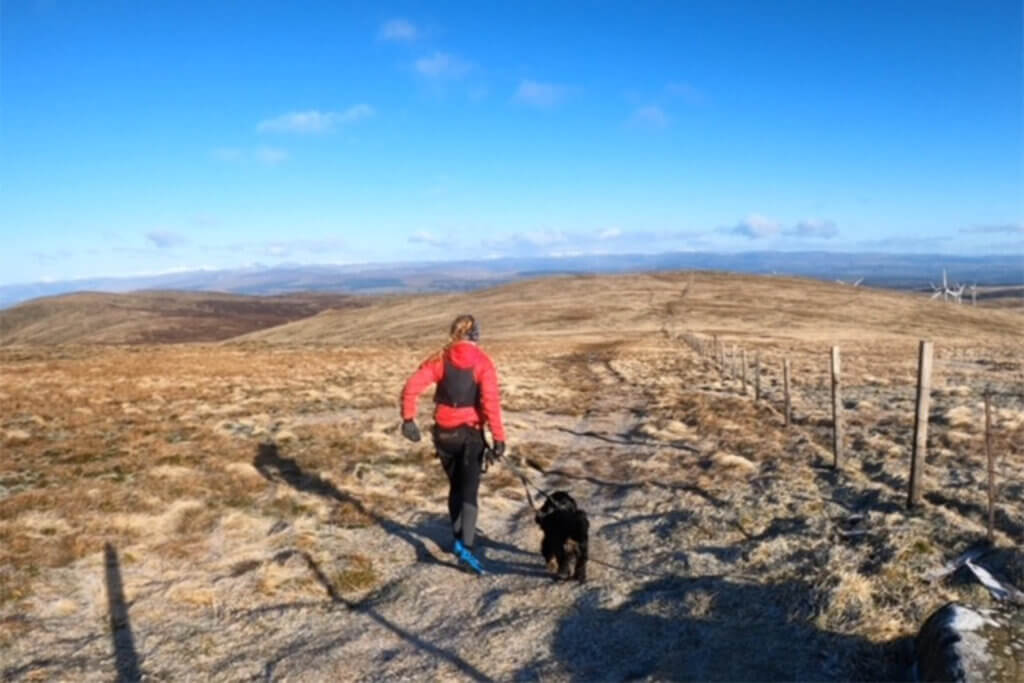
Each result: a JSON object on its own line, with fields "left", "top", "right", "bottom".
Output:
{"left": 104, "top": 542, "right": 142, "bottom": 682}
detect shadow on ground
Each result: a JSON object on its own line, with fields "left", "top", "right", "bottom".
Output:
{"left": 253, "top": 441, "right": 544, "bottom": 580}
{"left": 253, "top": 441, "right": 454, "bottom": 568}
{"left": 531, "top": 575, "right": 912, "bottom": 682}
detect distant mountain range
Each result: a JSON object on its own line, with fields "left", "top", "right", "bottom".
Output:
{"left": 2, "top": 251, "right": 1021, "bottom": 309}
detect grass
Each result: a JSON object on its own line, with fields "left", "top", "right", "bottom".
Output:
{"left": 0, "top": 272, "right": 1021, "bottom": 679}
{"left": 331, "top": 554, "right": 377, "bottom": 593}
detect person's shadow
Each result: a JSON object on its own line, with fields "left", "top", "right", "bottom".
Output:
{"left": 253, "top": 441, "right": 543, "bottom": 577}
{"left": 253, "top": 441, "right": 453, "bottom": 568}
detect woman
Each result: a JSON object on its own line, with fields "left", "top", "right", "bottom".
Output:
{"left": 400, "top": 314, "right": 506, "bottom": 574}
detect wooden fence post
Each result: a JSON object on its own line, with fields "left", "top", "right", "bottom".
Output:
{"left": 754, "top": 352, "right": 761, "bottom": 402}
{"left": 908, "top": 340, "right": 934, "bottom": 509}
{"left": 741, "top": 349, "right": 748, "bottom": 395}
{"left": 985, "top": 391, "right": 995, "bottom": 541}
{"left": 831, "top": 346, "right": 842, "bottom": 469}
{"left": 783, "top": 359, "right": 791, "bottom": 427}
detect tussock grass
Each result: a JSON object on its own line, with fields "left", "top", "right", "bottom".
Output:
{"left": 331, "top": 554, "right": 377, "bottom": 593}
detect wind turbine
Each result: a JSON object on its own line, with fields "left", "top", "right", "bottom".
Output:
{"left": 950, "top": 283, "right": 965, "bottom": 304}
{"left": 930, "top": 269, "right": 964, "bottom": 303}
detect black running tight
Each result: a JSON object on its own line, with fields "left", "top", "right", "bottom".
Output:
{"left": 432, "top": 425, "right": 484, "bottom": 548}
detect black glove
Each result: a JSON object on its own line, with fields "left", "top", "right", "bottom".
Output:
{"left": 401, "top": 419, "right": 421, "bottom": 442}
{"left": 482, "top": 440, "right": 504, "bottom": 471}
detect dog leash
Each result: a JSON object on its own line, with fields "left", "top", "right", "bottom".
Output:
{"left": 482, "top": 438, "right": 576, "bottom": 516}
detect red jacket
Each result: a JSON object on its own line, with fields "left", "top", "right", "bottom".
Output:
{"left": 401, "top": 341, "right": 506, "bottom": 442}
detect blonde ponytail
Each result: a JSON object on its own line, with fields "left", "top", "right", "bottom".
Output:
{"left": 422, "top": 314, "right": 477, "bottom": 365}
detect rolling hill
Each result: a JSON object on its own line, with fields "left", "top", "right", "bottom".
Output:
{"left": 0, "top": 290, "right": 364, "bottom": 345}
{"left": 234, "top": 271, "right": 1024, "bottom": 347}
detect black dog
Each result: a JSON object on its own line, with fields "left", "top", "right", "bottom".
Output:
{"left": 535, "top": 491, "right": 589, "bottom": 582}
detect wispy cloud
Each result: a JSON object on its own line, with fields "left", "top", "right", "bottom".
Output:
{"left": 257, "top": 105, "right": 374, "bottom": 133}
{"left": 719, "top": 214, "right": 781, "bottom": 239}
{"left": 629, "top": 104, "right": 670, "bottom": 128}
{"left": 408, "top": 231, "right": 444, "bottom": 247}
{"left": 146, "top": 231, "right": 187, "bottom": 248}
{"left": 483, "top": 229, "right": 569, "bottom": 251}
{"left": 378, "top": 18, "right": 417, "bottom": 41}
{"left": 482, "top": 228, "right": 708, "bottom": 257}
{"left": 210, "top": 238, "right": 348, "bottom": 259}
{"left": 855, "top": 236, "right": 951, "bottom": 249}
{"left": 665, "top": 81, "right": 706, "bottom": 104}
{"left": 960, "top": 223, "right": 1024, "bottom": 234}
{"left": 786, "top": 219, "right": 838, "bottom": 239}
{"left": 515, "top": 80, "right": 570, "bottom": 108}
{"left": 415, "top": 52, "right": 471, "bottom": 79}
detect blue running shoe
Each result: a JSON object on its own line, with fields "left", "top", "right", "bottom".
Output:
{"left": 453, "top": 539, "right": 485, "bottom": 576}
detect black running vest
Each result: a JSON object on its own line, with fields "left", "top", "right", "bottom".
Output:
{"left": 434, "top": 360, "right": 481, "bottom": 408}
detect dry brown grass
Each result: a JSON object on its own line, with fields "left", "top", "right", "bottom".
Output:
{"left": 234, "top": 271, "right": 1024, "bottom": 347}
{"left": 1, "top": 272, "right": 1021, "bottom": 680}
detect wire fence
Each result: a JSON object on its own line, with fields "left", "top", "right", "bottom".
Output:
{"left": 676, "top": 331, "right": 1024, "bottom": 540}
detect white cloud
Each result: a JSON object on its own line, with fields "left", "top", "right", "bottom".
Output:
{"left": 257, "top": 105, "right": 375, "bottom": 133}
{"left": 409, "top": 231, "right": 444, "bottom": 247}
{"left": 379, "top": 18, "right": 417, "bottom": 41}
{"left": 787, "top": 219, "right": 838, "bottom": 239}
{"left": 598, "top": 228, "right": 622, "bottom": 240}
{"left": 515, "top": 80, "right": 569, "bottom": 108}
{"left": 415, "top": 52, "right": 471, "bottom": 79}
{"left": 720, "top": 214, "right": 781, "bottom": 239}
{"left": 146, "top": 231, "right": 187, "bottom": 248}
{"left": 630, "top": 105, "right": 670, "bottom": 128}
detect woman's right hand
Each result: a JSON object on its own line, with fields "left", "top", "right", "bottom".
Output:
{"left": 401, "top": 419, "right": 421, "bottom": 442}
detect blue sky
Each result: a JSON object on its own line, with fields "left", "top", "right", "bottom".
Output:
{"left": 2, "top": 1, "right": 1021, "bottom": 285}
